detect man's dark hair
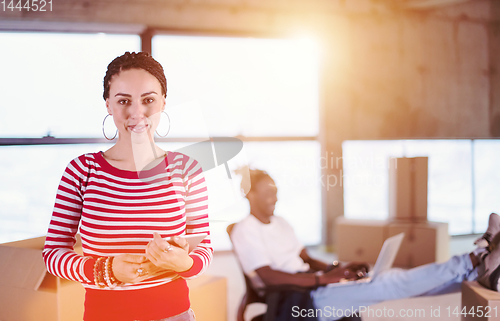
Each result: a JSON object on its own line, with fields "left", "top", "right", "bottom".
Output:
{"left": 236, "top": 168, "right": 273, "bottom": 195}
{"left": 103, "top": 51, "right": 167, "bottom": 100}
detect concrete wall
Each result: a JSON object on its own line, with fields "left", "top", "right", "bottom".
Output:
{"left": 489, "top": 0, "right": 500, "bottom": 137}
{"left": 0, "top": 0, "right": 495, "bottom": 245}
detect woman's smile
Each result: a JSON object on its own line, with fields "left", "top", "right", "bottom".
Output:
{"left": 128, "top": 122, "right": 149, "bottom": 133}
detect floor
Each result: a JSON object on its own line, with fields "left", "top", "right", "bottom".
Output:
{"left": 206, "top": 234, "right": 478, "bottom": 321}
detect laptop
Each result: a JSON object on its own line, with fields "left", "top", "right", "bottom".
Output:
{"left": 326, "top": 232, "right": 405, "bottom": 287}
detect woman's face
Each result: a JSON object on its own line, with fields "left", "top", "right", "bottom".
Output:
{"left": 106, "top": 68, "right": 166, "bottom": 140}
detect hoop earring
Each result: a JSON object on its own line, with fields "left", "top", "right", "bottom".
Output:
{"left": 102, "top": 114, "right": 117, "bottom": 140}
{"left": 155, "top": 111, "right": 171, "bottom": 138}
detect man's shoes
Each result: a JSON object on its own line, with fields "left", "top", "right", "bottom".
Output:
{"left": 474, "top": 213, "right": 500, "bottom": 248}
{"left": 477, "top": 232, "right": 500, "bottom": 291}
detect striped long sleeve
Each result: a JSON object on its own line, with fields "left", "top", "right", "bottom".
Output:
{"left": 42, "top": 151, "right": 212, "bottom": 290}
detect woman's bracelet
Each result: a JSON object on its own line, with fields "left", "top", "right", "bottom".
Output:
{"left": 93, "top": 257, "right": 107, "bottom": 288}
{"left": 104, "top": 256, "right": 122, "bottom": 288}
{"left": 93, "top": 256, "right": 122, "bottom": 289}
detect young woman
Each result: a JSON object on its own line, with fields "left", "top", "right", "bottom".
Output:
{"left": 43, "top": 52, "right": 211, "bottom": 321}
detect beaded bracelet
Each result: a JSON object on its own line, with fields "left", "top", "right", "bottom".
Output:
{"left": 93, "top": 256, "right": 123, "bottom": 289}
{"left": 93, "top": 257, "right": 107, "bottom": 289}
{"left": 104, "top": 257, "right": 122, "bottom": 288}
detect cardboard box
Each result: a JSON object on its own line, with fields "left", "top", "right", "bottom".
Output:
{"left": 188, "top": 274, "right": 227, "bottom": 321}
{"left": 387, "top": 221, "right": 449, "bottom": 268}
{"left": 336, "top": 217, "right": 387, "bottom": 264}
{"left": 0, "top": 236, "right": 85, "bottom": 321}
{"left": 388, "top": 157, "right": 428, "bottom": 221}
{"left": 461, "top": 281, "right": 500, "bottom": 321}
{"left": 0, "top": 236, "right": 227, "bottom": 321}
{"left": 336, "top": 218, "right": 449, "bottom": 267}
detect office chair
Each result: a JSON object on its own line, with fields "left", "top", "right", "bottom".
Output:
{"left": 227, "top": 223, "right": 280, "bottom": 321}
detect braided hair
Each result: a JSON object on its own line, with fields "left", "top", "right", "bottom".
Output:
{"left": 103, "top": 51, "right": 167, "bottom": 100}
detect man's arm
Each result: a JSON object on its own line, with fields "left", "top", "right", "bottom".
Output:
{"left": 255, "top": 265, "right": 361, "bottom": 288}
{"left": 300, "top": 248, "right": 370, "bottom": 276}
{"left": 299, "top": 248, "right": 330, "bottom": 272}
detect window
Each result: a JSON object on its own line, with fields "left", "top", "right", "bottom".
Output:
{"left": 1, "top": 33, "right": 321, "bottom": 250}
{"left": 153, "top": 35, "right": 321, "bottom": 249}
{"left": 343, "top": 139, "right": 500, "bottom": 235}
{"left": 0, "top": 32, "right": 140, "bottom": 138}
{"left": 152, "top": 35, "right": 319, "bottom": 138}
{"left": 0, "top": 31, "right": 140, "bottom": 242}
{"left": 0, "top": 144, "right": 110, "bottom": 243}
{"left": 474, "top": 140, "right": 500, "bottom": 233}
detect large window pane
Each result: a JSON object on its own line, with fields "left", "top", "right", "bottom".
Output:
{"left": 0, "top": 144, "right": 112, "bottom": 243}
{"left": 0, "top": 32, "right": 140, "bottom": 138}
{"left": 404, "top": 140, "right": 472, "bottom": 234}
{"left": 343, "top": 140, "right": 474, "bottom": 235}
{"left": 0, "top": 141, "right": 320, "bottom": 250}
{"left": 0, "top": 141, "right": 246, "bottom": 246}
{"left": 474, "top": 140, "right": 500, "bottom": 234}
{"left": 241, "top": 141, "right": 322, "bottom": 246}
{"left": 342, "top": 140, "right": 404, "bottom": 220}
{"left": 153, "top": 35, "right": 319, "bottom": 137}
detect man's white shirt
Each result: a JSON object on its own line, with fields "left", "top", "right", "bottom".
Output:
{"left": 231, "top": 214, "right": 310, "bottom": 285}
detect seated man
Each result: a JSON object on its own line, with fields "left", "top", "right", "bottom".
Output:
{"left": 230, "top": 169, "right": 500, "bottom": 321}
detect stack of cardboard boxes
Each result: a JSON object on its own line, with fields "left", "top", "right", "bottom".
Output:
{"left": 337, "top": 157, "right": 449, "bottom": 268}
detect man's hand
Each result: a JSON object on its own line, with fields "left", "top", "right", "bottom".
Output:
{"left": 320, "top": 268, "right": 356, "bottom": 285}
{"left": 344, "top": 262, "right": 370, "bottom": 278}
{"left": 318, "top": 262, "right": 370, "bottom": 285}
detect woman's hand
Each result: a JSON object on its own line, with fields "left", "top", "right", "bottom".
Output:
{"left": 145, "top": 232, "right": 194, "bottom": 273}
{"left": 112, "top": 254, "right": 164, "bottom": 284}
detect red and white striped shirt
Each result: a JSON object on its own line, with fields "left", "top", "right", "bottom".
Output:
{"left": 42, "top": 151, "right": 212, "bottom": 320}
